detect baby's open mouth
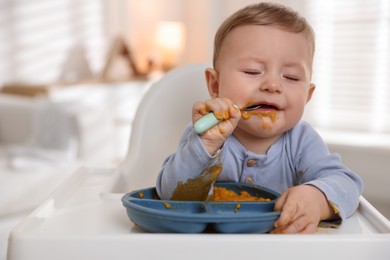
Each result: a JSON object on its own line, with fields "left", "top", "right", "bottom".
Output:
{"left": 241, "top": 103, "right": 279, "bottom": 128}
{"left": 244, "top": 103, "right": 280, "bottom": 111}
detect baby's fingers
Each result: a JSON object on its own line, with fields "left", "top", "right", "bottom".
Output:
{"left": 193, "top": 101, "right": 213, "bottom": 124}
{"left": 274, "top": 194, "right": 298, "bottom": 229}
{"left": 272, "top": 215, "right": 317, "bottom": 234}
{"left": 274, "top": 190, "right": 287, "bottom": 212}
{"left": 212, "top": 98, "right": 234, "bottom": 120}
{"left": 193, "top": 101, "right": 208, "bottom": 115}
{"left": 228, "top": 103, "right": 241, "bottom": 120}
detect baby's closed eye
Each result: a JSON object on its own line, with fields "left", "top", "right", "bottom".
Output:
{"left": 243, "top": 70, "right": 261, "bottom": 75}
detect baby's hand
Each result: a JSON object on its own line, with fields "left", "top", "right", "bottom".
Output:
{"left": 193, "top": 97, "right": 241, "bottom": 155}
{"left": 272, "top": 185, "right": 338, "bottom": 234}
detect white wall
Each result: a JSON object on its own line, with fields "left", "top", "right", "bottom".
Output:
{"left": 107, "top": 0, "right": 306, "bottom": 69}
{"left": 0, "top": 0, "right": 306, "bottom": 82}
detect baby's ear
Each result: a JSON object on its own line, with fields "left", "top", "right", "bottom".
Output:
{"left": 205, "top": 68, "right": 219, "bottom": 97}
{"left": 306, "top": 83, "right": 316, "bottom": 103}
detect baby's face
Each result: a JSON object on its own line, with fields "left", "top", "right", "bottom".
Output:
{"left": 215, "top": 25, "right": 315, "bottom": 139}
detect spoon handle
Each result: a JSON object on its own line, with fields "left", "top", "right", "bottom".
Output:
{"left": 193, "top": 113, "right": 221, "bottom": 134}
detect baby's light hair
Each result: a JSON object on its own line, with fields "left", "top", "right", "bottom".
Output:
{"left": 213, "top": 2, "right": 315, "bottom": 69}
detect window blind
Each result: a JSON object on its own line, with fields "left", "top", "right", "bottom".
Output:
{"left": 304, "top": 0, "right": 390, "bottom": 133}
{"left": 0, "top": 0, "right": 107, "bottom": 84}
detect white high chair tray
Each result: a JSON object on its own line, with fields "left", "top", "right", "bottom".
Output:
{"left": 7, "top": 167, "right": 390, "bottom": 260}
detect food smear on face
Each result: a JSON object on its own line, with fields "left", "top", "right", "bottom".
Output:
{"left": 241, "top": 110, "right": 278, "bottom": 129}
{"left": 211, "top": 187, "right": 271, "bottom": 202}
{"left": 170, "top": 162, "right": 223, "bottom": 201}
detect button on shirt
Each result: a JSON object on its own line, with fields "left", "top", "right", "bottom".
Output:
{"left": 156, "top": 121, "right": 363, "bottom": 221}
{"left": 243, "top": 159, "right": 258, "bottom": 184}
{"left": 245, "top": 177, "right": 254, "bottom": 184}
{"left": 246, "top": 159, "right": 257, "bottom": 167}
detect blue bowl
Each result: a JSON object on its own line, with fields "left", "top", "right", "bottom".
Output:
{"left": 121, "top": 182, "right": 280, "bottom": 233}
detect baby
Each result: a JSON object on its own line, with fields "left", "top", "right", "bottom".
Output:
{"left": 156, "top": 2, "right": 363, "bottom": 233}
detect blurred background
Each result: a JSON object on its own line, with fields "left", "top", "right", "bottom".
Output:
{"left": 0, "top": 0, "right": 389, "bottom": 259}
{"left": 1, "top": 0, "right": 389, "bottom": 131}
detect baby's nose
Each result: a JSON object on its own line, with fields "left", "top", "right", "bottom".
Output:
{"left": 260, "top": 80, "right": 282, "bottom": 93}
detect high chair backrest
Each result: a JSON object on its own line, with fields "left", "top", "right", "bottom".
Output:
{"left": 119, "top": 63, "right": 211, "bottom": 191}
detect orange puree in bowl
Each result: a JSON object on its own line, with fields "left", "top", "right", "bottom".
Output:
{"left": 211, "top": 187, "right": 271, "bottom": 202}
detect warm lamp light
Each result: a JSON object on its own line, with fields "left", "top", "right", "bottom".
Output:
{"left": 155, "top": 21, "right": 185, "bottom": 70}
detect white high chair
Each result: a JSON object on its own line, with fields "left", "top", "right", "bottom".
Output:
{"left": 7, "top": 64, "right": 390, "bottom": 260}
{"left": 113, "top": 63, "right": 210, "bottom": 193}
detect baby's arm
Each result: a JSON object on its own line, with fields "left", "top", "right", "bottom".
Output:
{"left": 156, "top": 125, "right": 217, "bottom": 199}
{"left": 193, "top": 97, "right": 241, "bottom": 156}
{"left": 156, "top": 97, "right": 241, "bottom": 200}
{"left": 270, "top": 123, "right": 363, "bottom": 234}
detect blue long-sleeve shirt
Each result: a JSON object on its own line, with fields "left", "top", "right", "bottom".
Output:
{"left": 156, "top": 121, "right": 363, "bottom": 220}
